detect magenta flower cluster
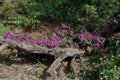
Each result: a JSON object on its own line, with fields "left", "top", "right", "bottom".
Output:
{"left": 74, "top": 27, "right": 106, "bottom": 54}
{"left": 4, "top": 24, "right": 106, "bottom": 54}
{"left": 4, "top": 32, "right": 63, "bottom": 47}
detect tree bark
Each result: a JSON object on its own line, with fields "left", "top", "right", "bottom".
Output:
{"left": 0, "top": 36, "right": 90, "bottom": 80}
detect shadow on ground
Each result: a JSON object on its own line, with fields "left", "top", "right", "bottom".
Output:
{"left": 0, "top": 49, "right": 55, "bottom": 80}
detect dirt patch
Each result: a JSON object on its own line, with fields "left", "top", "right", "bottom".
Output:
{"left": 0, "top": 49, "right": 54, "bottom": 80}
{"left": 21, "top": 21, "right": 60, "bottom": 33}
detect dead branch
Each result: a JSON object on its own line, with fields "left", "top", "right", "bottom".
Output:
{"left": 0, "top": 43, "right": 9, "bottom": 52}
{"left": 70, "top": 54, "right": 81, "bottom": 74}
{"left": 0, "top": 36, "right": 90, "bottom": 80}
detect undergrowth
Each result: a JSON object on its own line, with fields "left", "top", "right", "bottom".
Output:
{"left": 0, "top": 0, "right": 120, "bottom": 80}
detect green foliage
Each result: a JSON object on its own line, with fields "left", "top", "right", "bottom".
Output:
{"left": 72, "top": 33, "right": 119, "bottom": 79}
{"left": 60, "top": 38, "right": 72, "bottom": 48}
{"left": 37, "top": 0, "right": 119, "bottom": 32}
{"left": 0, "top": 23, "right": 5, "bottom": 35}
{"left": 105, "top": 35, "right": 120, "bottom": 54}
{"left": 36, "top": 66, "right": 47, "bottom": 79}
{"left": 79, "top": 48, "right": 120, "bottom": 80}
{"left": 86, "top": 0, "right": 120, "bottom": 32}
{"left": 0, "top": 0, "right": 119, "bottom": 32}
{"left": 39, "top": 0, "right": 79, "bottom": 22}
{"left": 0, "top": 0, "right": 40, "bottom": 29}
{"left": 2, "top": 1, "right": 15, "bottom": 17}
{"left": 77, "top": 34, "right": 120, "bottom": 79}
{"left": 96, "top": 54, "right": 120, "bottom": 80}
{"left": 5, "top": 53, "right": 18, "bottom": 62}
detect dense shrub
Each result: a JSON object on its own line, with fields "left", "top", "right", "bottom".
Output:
{"left": 0, "top": 0, "right": 119, "bottom": 32}
{"left": 0, "top": 0, "right": 40, "bottom": 29}
{"left": 37, "top": 0, "right": 119, "bottom": 32}
{"left": 77, "top": 33, "right": 120, "bottom": 79}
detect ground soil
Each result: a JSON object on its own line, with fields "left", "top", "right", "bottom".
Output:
{"left": 0, "top": 49, "right": 55, "bottom": 80}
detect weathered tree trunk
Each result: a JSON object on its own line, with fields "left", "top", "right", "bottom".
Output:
{"left": 0, "top": 36, "right": 91, "bottom": 80}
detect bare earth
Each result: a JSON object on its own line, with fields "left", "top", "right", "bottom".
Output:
{"left": 0, "top": 49, "right": 54, "bottom": 80}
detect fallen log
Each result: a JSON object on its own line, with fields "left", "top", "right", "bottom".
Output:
{"left": 0, "top": 43, "right": 9, "bottom": 52}
{"left": 0, "top": 36, "right": 91, "bottom": 80}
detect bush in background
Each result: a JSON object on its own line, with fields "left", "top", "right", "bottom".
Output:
{"left": 38, "top": 0, "right": 119, "bottom": 32}
{"left": 0, "top": 0, "right": 119, "bottom": 33}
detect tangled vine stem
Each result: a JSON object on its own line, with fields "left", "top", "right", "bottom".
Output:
{"left": 0, "top": 36, "right": 91, "bottom": 80}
